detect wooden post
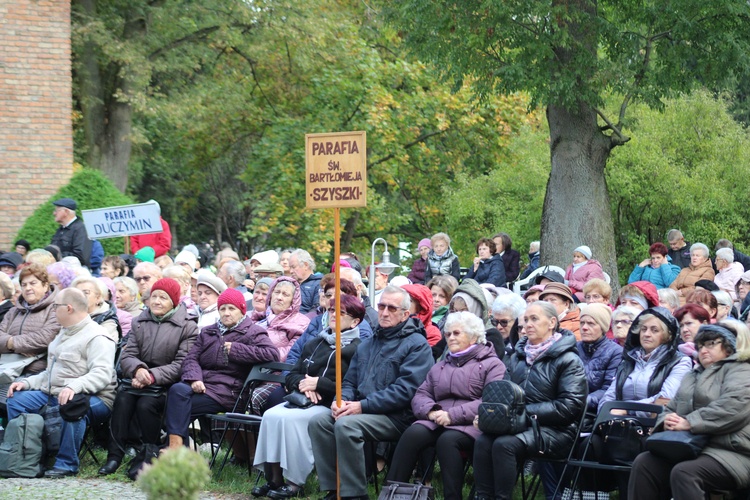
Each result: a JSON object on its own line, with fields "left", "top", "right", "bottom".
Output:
{"left": 334, "top": 207, "right": 342, "bottom": 499}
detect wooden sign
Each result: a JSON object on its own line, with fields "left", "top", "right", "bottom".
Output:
{"left": 305, "top": 131, "right": 367, "bottom": 209}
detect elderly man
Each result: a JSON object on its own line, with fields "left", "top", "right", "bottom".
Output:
{"left": 6, "top": 288, "right": 116, "bottom": 477}
{"left": 519, "top": 240, "right": 541, "bottom": 281}
{"left": 50, "top": 198, "right": 92, "bottom": 267}
{"left": 133, "top": 262, "right": 163, "bottom": 299}
{"left": 288, "top": 249, "right": 322, "bottom": 314}
{"left": 308, "top": 285, "right": 434, "bottom": 499}
{"left": 217, "top": 260, "right": 252, "bottom": 301}
{"left": 667, "top": 229, "right": 692, "bottom": 269}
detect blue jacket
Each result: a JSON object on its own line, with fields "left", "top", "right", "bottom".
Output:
{"left": 576, "top": 336, "right": 623, "bottom": 411}
{"left": 628, "top": 259, "right": 680, "bottom": 289}
{"left": 519, "top": 251, "right": 540, "bottom": 281}
{"left": 298, "top": 273, "right": 322, "bottom": 314}
{"left": 342, "top": 316, "right": 434, "bottom": 431}
{"left": 286, "top": 311, "right": 373, "bottom": 366}
{"left": 464, "top": 253, "right": 506, "bottom": 287}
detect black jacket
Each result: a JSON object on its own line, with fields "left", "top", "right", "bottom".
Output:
{"left": 501, "top": 249, "right": 521, "bottom": 282}
{"left": 503, "top": 329, "right": 587, "bottom": 457}
{"left": 464, "top": 253, "right": 506, "bottom": 287}
{"left": 298, "top": 273, "right": 322, "bottom": 314}
{"left": 51, "top": 217, "right": 92, "bottom": 267}
{"left": 667, "top": 241, "right": 691, "bottom": 269}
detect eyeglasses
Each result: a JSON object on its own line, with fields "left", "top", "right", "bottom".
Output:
{"left": 613, "top": 319, "right": 633, "bottom": 326}
{"left": 696, "top": 339, "right": 724, "bottom": 350}
{"left": 134, "top": 276, "right": 152, "bottom": 283}
{"left": 51, "top": 303, "right": 69, "bottom": 310}
{"left": 490, "top": 318, "right": 511, "bottom": 328}
{"left": 377, "top": 303, "right": 405, "bottom": 313}
{"left": 445, "top": 330, "right": 464, "bottom": 338}
{"left": 327, "top": 307, "right": 351, "bottom": 317}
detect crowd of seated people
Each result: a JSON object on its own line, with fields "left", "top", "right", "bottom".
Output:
{"left": 1, "top": 228, "right": 750, "bottom": 500}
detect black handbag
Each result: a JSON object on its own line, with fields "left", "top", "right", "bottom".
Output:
{"left": 478, "top": 380, "right": 528, "bottom": 435}
{"left": 119, "top": 379, "right": 166, "bottom": 397}
{"left": 283, "top": 390, "right": 313, "bottom": 409}
{"left": 127, "top": 443, "right": 161, "bottom": 480}
{"left": 646, "top": 430, "right": 710, "bottom": 463}
{"left": 377, "top": 481, "right": 434, "bottom": 500}
{"left": 595, "top": 417, "right": 648, "bottom": 465}
{"left": 40, "top": 403, "right": 62, "bottom": 457}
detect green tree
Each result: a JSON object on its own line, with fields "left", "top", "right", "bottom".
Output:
{"left": 383, "top": 0, "right": 750, "bottom": 284}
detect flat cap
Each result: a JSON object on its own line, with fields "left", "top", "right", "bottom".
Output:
{"left": 52, "top": 198, "right": 77, "bottom": 211}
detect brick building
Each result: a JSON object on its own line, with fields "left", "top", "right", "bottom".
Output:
{"left": 0, "top": 0, "right": 73, "bottom": 250}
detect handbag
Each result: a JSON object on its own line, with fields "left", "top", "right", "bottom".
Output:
{"left": 0, "top": 353, "right": 44, "bottom": 384}
{"left": 377, "top": 481, "right": 434, "bottom": 500}
{"left": 478, "top": 380, "right": 528, "bottom": 435}
{"left": 40, "top": 403, "right": 62, "bottom": 457}
{"left": 119, "top": 379, "right": 166, "bottom": 397}
{"left": 595, "top": 417, "right": 648, "bottom": 465}
{"left": 646, "top": 430, "right": 710, "bottom": 463}
{"left": 283, "top": 390, "right": 313, "bottom": 409}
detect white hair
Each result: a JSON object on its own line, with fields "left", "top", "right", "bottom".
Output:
{"left": 690, "top": 243, "right": 709, "bottom": 259}
{"left": 529, "top": 241, "right": 540, "bottom": 253}
{"left": 444, "top": 311, "right": 487, "bottom": 344}
{"left": 491, "top": 293, "right": 526, "bottom": 319}
{"left": 716, "top": 247, "right": 734, "bottom": 263}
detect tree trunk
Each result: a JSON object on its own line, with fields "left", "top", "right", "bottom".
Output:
{"left": 541, "top": 103, "right": 620, "bottom": 288}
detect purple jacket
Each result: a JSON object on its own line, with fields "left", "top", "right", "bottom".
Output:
{"left": 407, "top": 257, "right": 428, "bottom": 285}
{"left": 180, "top": 315, "right": 280, "bottom": 409}
{"left": 411, "top": 342, "right": 505, "bottom": 439}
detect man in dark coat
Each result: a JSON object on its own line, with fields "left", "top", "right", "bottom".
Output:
{"left": 308, "top": 285, "right": 434, "bottom": 499}
{"left": 50, "top": 198, "right": 92, "bottom": 267}
{"left": 667, "top": 229, "right": 691, "bottom": 269}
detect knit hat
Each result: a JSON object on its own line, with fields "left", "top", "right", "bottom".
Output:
{"left": 579, "top": 303, "right": 612, "bottom": 335}
{"left": 174, "top": 250, "right": 197, "bottom": 271}
{"left": 539, "top": 282, "right": 575, "bottom": 305}
{"left": 255, "top": 277, "right": 274, "bottom": 289}
{"left": 418, "top": 238, "right": 432, "bottom": 250}
{"left": 694, "top": 324, "right": 737, "bottom": 352}
{"left": 134, "top": 246, "right": 155, "bottom": 263}
{"left": 196, "top": 269, "right": 227, "bottom": 295}
{"left": 150, "top": 277, "right": 181, "bottom": 307}
{"left": 574, "top": 246, "right": 592, "bottom": 260}
{"left": 217, "top": 288, "right": 247, "bottom": 315}
{"left": 14, "top": 239, "right": 30, "bottom": 252}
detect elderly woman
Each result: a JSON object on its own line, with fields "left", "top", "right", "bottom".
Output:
{"left": 628, "top": 320, "right": 750, "bottom": 499}
{"left": 578, "top": 304, "right": 622, "bottom": 413}
{"left": 423, "top": 232, "right": 461, "bottom": 282}
{"left": 0, "top": 273, "right": 15, "bottom": 324}
{"left": 388, "top": 312, "right": 505, "bottom": 500}
{"left": 101, "top": 255, "right": 127, "bottom": 280}
{"left": 599, "top": 307, "right": 692, "bottom": 410}
{"left": 714, "top": 247, "right": 744, "bottom": 300}
{"left": 426, "top": 275, "right": 458, "bottom": 331}
{"left": 611, "top": 305, "right": 640, "bottom": 347}
{"left": 564, "top": 245, "right": 605, "bottom": 300}
{"left": 162, "top": 265, "right": 198, "bottom": 318}
{"left": 98, "top": 277, "right": 199, "bottom": 477}
{"left": 195, "top": 270, "right": 227, "bottom": 330}
{"left": 670, "top": 243, "right": 716, "bottom": 299}
{"left": 464, "top": 237, "right": 506, "bottom": 287}
{"left": 114, "top": 276, "right": 142, "bottom": 317}
{"left": 250, "top": 277, "right": 273, "bottom": 314}
{"left": 524, "top": 284, "right": 545, "bottom": 304}
{"left": 253, "top": 295, "right": 364, "bottom": 499}
{"left": 473, "top": 301, "right": 587, "bottom": 500}
{"left": 628, "top": 242, "right": 681, "bottom": 289}
{"left": 617, "top": 281, "right": 659, "bottom": 311}
{"left": 582, "top": 278, "right": 612, "bottom": 304}
{"left": 490, "top": 293, "right": 526, "bottom": 355}
{"left": 46, "top": 261, "right": 78, "bottom": 290}
{"left": 540, "top": 282, "right": 581, "bottom": 340}
{"left": 712, "top": 291, "right": 734, "bottom": 321}
{"left": 685, "top": 288, "right": 718, "bottom": 320}
{"left": 163, "top": 289, "right": 279, "bottom": 450}
{"left": 657, "top": 288, "right": 681, "bottom": 314}
{"left": 72, "top": 275, "right": 120, "bottom": 342}
{"left": 249, "top": 276, "right": 310, "bottom": 413}
{"left": 737, "top": 271, "right": 750, "bottom": 319}
{"left": 442, "top": 279, "right": 505, "bottom": 359}
{"left": 0, "top": 263, "right": 61, "bottom": 375}
{"left": 493, "top": 232, "right": 521, "bottom": 283}
{"left": 674, "top": 303, "right": 711, "bottom": 362}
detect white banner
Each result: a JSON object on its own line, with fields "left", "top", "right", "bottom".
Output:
{"left": 81, "top": 202, "right": 162, "bottom": 239}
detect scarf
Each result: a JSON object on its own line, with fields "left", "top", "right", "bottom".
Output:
{"left": 572, "top": 261, "right": 586, "bottom": 273}
{"left": 448, "top": 343, "right": 479, "bottom": 359}
{"left": 525, "top": 332, "right": 562, "bottom": 365}
{"left": 432, "top": 305, "right": 449, "bottom": 324}
{"left": 318, "top": 325, "right": 360, "bottom": 348}
{"left": 149, "top": 305, "right": 179, "bottom": 324}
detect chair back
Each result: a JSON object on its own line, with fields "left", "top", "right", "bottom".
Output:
{"left": 231, "top": 361, "right": 294, "bottom": 413}
{"left": 593, "top": 400, "right": 663, "bottom": 429}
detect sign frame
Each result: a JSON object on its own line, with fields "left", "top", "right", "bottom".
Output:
{"left": 305, "top": 130, "right": 367, "bottom": 209}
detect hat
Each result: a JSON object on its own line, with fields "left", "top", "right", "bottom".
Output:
{"left": 182, "top": 244, "right": 200, "bottom": 258}
{"left": 695, "top": 279, "right": 719, "bottom": 292}
{"left": 539, "top": 282, "right": 575, "bottom": 304}
{"left": 574, "top": 246, "right": 592, "bottom": 260}
{"left": 0, "top": 252, "right": 23, "bottom": 270}
{"left": 14, "top": 239, "right": 30, "bottom": 252}
{"left": 534, "top": 269, "right": 564, "bottom": 285}
{"left": 120, "top": 254, "right": 137, "bottom": 271}
{"left": 254, "top": 262, "right": 284, "bottom": 275}
{"left": 579, "top": 303, "right": 612, "bottom": 335}
{"left": 695, "top": 324, "right": 737, "bottom": 352}
{"left": 390, "top": 276, "right": 412, "bottom": 287}
{"left": 255, "top": 277, "right": 274, "bottom": 289}
{"left": 52, "top": 198, "right": 77, "bottom": 211}
{"left": 217, "top": 288, "right": 247, "bottom": 315}
{"left": 523, "top": 284, "right": 546, "bottom": 299}
{"left": 174, "top": 250, "right": 197, "bottom": 271}
{"left": 150, "top": 277, "right": 181, "bottom": 307}
{"left": 45, "top": 245, "right": 62, "bottom": 261}
{"left": 250, "top": 250, "right": 279, "bottom": 266}
{"left": 196, "top": 270, "right": 227, "bottom": 295}
{"left": 59, "top": 394, "right": 90, "bottom": 422}
{"left": 134, "top": 246, "right": 155, "bottom": 263}
{"left": 418, "top": 238, "right": 432, "bottom": 250}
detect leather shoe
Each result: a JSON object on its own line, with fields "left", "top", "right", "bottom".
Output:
{"left": 98, "top": 459, "right": 121, "bottom": 475}
{"left": 268, "top": 485, "right": 303, "bottom": 499}
{"left": 251, "top": 482, "right": 279, "bottom": 497}
{"left": 44, "top": 468, "right": 77, "bottom": 478}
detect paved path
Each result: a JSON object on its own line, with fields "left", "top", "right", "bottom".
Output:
{"left": 0, "top": 477, "right": 243, "bottom": 499}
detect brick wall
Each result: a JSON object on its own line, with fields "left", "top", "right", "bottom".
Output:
{"left": 0, "top": 0, "right": 73, "bottom": 251}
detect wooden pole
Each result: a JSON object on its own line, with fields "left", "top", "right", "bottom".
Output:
{"left": 334, "top": 207, "right": 342, "bottom": 500}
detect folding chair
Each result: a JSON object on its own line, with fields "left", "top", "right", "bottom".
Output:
{"left": 206, "top": 361, "right": 293, "bottom": 477}
{"left": 553, "top": 400, "right": 664, "bottom": 499}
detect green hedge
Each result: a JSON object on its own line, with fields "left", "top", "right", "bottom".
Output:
{"left": 15, "top": 168, "right": 134, "bottom": 256}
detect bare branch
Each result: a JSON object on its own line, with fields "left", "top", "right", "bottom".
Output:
{"left": 231, "top": 46, "right": 279, "bottom": 116}
{"left": 595, "top": 107, "right": 630, "bottom": 145}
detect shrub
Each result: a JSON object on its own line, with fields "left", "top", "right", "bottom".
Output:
{"left": 137, "top": 447, "right": 210, "bottom": 500}
{"left": 15, "top": 168, "right": 133, "bottom": 256}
